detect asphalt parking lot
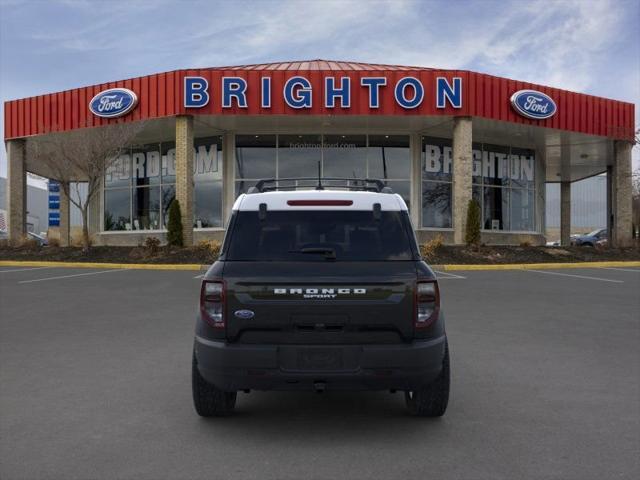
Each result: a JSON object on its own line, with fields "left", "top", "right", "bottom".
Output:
{"left": 1, "top": 264, "right": 639, "bottom": 480}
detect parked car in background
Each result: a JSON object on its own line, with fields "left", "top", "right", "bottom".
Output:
{"left": 572, "top": 229, "right": 607, "bottom": 247}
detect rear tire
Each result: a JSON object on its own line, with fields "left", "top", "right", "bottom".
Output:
{"left": 192, "top": 352, "right": 237, "bottom": 417}
{"left": 405, "top": 341, "right": 450, "bottom": 417}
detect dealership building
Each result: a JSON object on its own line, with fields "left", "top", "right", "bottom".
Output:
{"left": 3, "top": 60, "right": 636, "bottom": 246}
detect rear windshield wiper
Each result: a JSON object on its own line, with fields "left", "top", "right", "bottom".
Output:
{"left": 288, "top": 247, "right": 337, "bottom": 260}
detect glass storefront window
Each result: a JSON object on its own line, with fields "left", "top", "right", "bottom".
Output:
{"left": 104, "top": 188, "right": 131, "bottom": 231}
{"left": 510, "top": 188, "right": 535, "bottom": 231}
{"left": 422, "top": 181, "right": 452, "bottom": 228}
{"left": 278, "top": 134, "right": 322, "bottom": 178}
{"left": 105, "top": 154, "right": 131, "bottom": 188}
{"left": 104, "top": 136, "right": 223, "bottom": 232}
{"left": 132, "top": 186, "right": 160, "bottom": 230}
{"left": 482, "top": 144, "right": 510, "bottom": 187}
{"left": 161, "top": 142, "right": 176, "bottom": 184}
{"left": 423, "top": 137, "right": 536, "bottom": 232}
{"left": 194, "top": 181, "right": 223, "bottom": 228}
{"left": 322, "top": 134, "right": 366, "bottom": 178}
{"left": 368, "top": 135, "right": 410, "bottom": 179}
{"left": 132, "top": 143, "right": 161, "bottom": 187}
{"left": 235, "top": 135, "right": 276, "bottom": 179}
{"left": 510, "top": 147, "right": 535, "bottom": 189}
{"left": 483, "top": 186, "right": 509, "bottom": 231}
{"left": 161, "top": 185, "right": 175, "bottom": 227}
{"left": 423, "top": 137, "right": 452, "bottom": 182}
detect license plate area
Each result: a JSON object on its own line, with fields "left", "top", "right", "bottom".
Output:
{"left": 278, "top": 346, "right": 361, "bottom": 371}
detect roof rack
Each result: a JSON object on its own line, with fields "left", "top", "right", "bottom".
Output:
{"left": 248, "top": 178, "right": 394, "bottom": 194}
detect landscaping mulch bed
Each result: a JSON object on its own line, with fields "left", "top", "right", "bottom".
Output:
{"left": 423, "top": 245, "right": 640, "bottom": 265}
{"left": 0, "top": 244, "right": 638, "bottom": 265}
{"left": 0, "top": 245, "right": 218, "bottom": 264}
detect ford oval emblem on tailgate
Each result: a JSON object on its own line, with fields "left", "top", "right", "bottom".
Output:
{"left": 234, "top": 309, "right": 255, "bottom": 319}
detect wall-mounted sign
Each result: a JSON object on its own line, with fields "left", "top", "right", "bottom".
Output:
{"left": 184, "top": 75, "right": 463, "bottom": 110}
{"left": 89, "top": 88, "right": 138, "bottom": 118}
{"left": 510, "top": 89, "right": 556, "bottom": 120}
{"left": 48, "top": 212, "right": 60, "bottom": 227}
{"left": 48, "top": 181, "right": 60, "bottom": 227}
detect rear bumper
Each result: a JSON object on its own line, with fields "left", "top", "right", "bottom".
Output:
{"left": 194, "top": 335, "right": 447, "bottom": 392}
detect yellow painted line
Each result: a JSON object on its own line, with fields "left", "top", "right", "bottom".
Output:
{"left": 1, "top": 260, "right": 639, "bottom": 272}
{"left": 0, "top": 261, "right": 206, "bottom": 271}
{"left": 437, "top": 261, "right": 640, "bottom": 271}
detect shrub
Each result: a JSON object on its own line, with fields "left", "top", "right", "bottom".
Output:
{"left": 420, "top": 234, "right": 444, "bottom": 260}
{"left": 144, "top": 236, "right": 161, "bottom": 256}
{"left": 166, "top": 200, "right": 183, "bottom": 247}
{"left": 519, "top": 240, "right": 532, "bottom": 248}
{"left": 465, "top": 199, "right": 481, "bottom": 246}
{"left": 18, "top": 236, "right": 40, "bottom": 250}
{"left": 197, "top": 239, "right": 222, "bottom": 258}
{"left": 48, "top": 237, "right": 61, "bottom": 248}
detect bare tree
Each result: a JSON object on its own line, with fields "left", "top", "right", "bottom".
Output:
{"left": 27, "top": 121, "right": 144, "bottom": 250}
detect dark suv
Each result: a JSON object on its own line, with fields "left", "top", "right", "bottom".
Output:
{"left": 192, "top": 179, "right": 450, "bottom": 417}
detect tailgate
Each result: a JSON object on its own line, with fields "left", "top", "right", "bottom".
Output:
{"left": 223, "top": 261, "right": 417, "bottom": 344}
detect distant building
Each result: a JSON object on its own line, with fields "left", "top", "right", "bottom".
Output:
{"left": 0, "top": 177, "right": 48, "bottom": 234}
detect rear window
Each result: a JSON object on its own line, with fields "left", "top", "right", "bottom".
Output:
{"left": 225, "top": 210, "right": 417, "bottom": 261}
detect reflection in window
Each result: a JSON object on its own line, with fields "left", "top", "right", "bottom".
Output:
{"left": 104, "top": 137, "right": 223, "bottom": 232}
{"left": 132, "top": 186, "right": 160, "bottom": 230}
{"left": 278, "top": 134, "right": 322, "bottom": 178}
{"left": 322, "top": 135, "right": 366, "bottom": 178}
{"left": 194, "top": 181, "right": 223, "bottom": 228}
{"left": 483, "top": 186, "right": 509, "bottom": 231}
{"left": 422, "top": 181, "right": 452, "bottom": 228}
{"left": 236, "top": 135, "right": 277, "bottom": 179}
{"left": 132, "top": 144, "right": 161, "bottom": 187}
{"left": 510, "top": 189, "right": 534, "bottom": 231}
{"left": 104, "top": 189, "right": 130, "bottom": 231}
{"left": 162, "top": 185, "right": 175, "bottom": 227}
{"left": 368, "top": 135, "right": 410, "bottom": 179}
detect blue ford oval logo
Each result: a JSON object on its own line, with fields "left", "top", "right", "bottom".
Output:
{"left": 510, "top": 89, "right": 556, "bottom": 120}
{"left": 89, "top": 88, "right": 138, "bottom": 118}
{"left": 234, "top": 309, "right": 255, "bottom": 320}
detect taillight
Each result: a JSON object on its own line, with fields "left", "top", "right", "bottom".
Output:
{"left": 200, "top": 280, "right": 225, "bottom": 328}
{"left": 415, "top": 280, "right": 440, "bottom": 328}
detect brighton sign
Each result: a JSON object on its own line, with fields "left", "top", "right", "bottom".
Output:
{"left": 183, "top": 75, "right": 463, "bottom": 110}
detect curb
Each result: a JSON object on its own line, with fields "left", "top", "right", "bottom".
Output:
{"left": 0, "top": 260, "right": 206, "bottom": 271}
{"left": 433, "top": 261, "right": 640, "bottom": 271}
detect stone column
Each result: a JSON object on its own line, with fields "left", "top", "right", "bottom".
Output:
{"left": 59, "top": 182, "right": 70, "bottom": 247}
{"left": 452, "top": 117, "right": 473, "bottom": 244}
{"left": 611, "top": 141, "right": 633, "bottom": 247}
{"left": 410, "top": 133, "right": 422, "bottom": 230}
{"left": 6, "top": 139, "right": 27, "bottom": 244}
{"left": 175, "top": 115, "right": 194, "bottom": 246}
{"left": 222, "top": 133, "right": 236, "bottom": 226}
{"left": 560, "top": 181, "right": 571, "bottom": 246}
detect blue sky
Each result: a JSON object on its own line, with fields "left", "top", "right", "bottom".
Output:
{"left": 1, "top": 0, "right": 638, "bottom": 179}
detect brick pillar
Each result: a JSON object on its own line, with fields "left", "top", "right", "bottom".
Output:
{"left": 611, "top": 141, "right": 633, "bottom": 247}
{"left": 6, "top": 139, "right": 27, "bottom": 244}
{"left": 222, "top": 133, "right": 235, "bottom": 226}
{"left": 560, "top": 181, "right": 571, "bottom": 246}
{"left": 452, "top": 117, "right": 473, "bottom": 244}
{"left": 59, "top": 182, "right": 70, "bottom": 247}
{"left": 175, "top": 115, "right": 194, "bottom": 246}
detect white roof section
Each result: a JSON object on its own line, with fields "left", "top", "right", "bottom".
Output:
{"left": 233, "top": 190, "right": 408, "bottom": 211}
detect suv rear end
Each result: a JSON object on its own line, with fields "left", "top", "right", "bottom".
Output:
{"left": 192, "top": 179, "right": 449, "bottom": 417}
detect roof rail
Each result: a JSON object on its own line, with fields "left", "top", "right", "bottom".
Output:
{"left": 247, "top": 178, "right": 393, "bottom": 194}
